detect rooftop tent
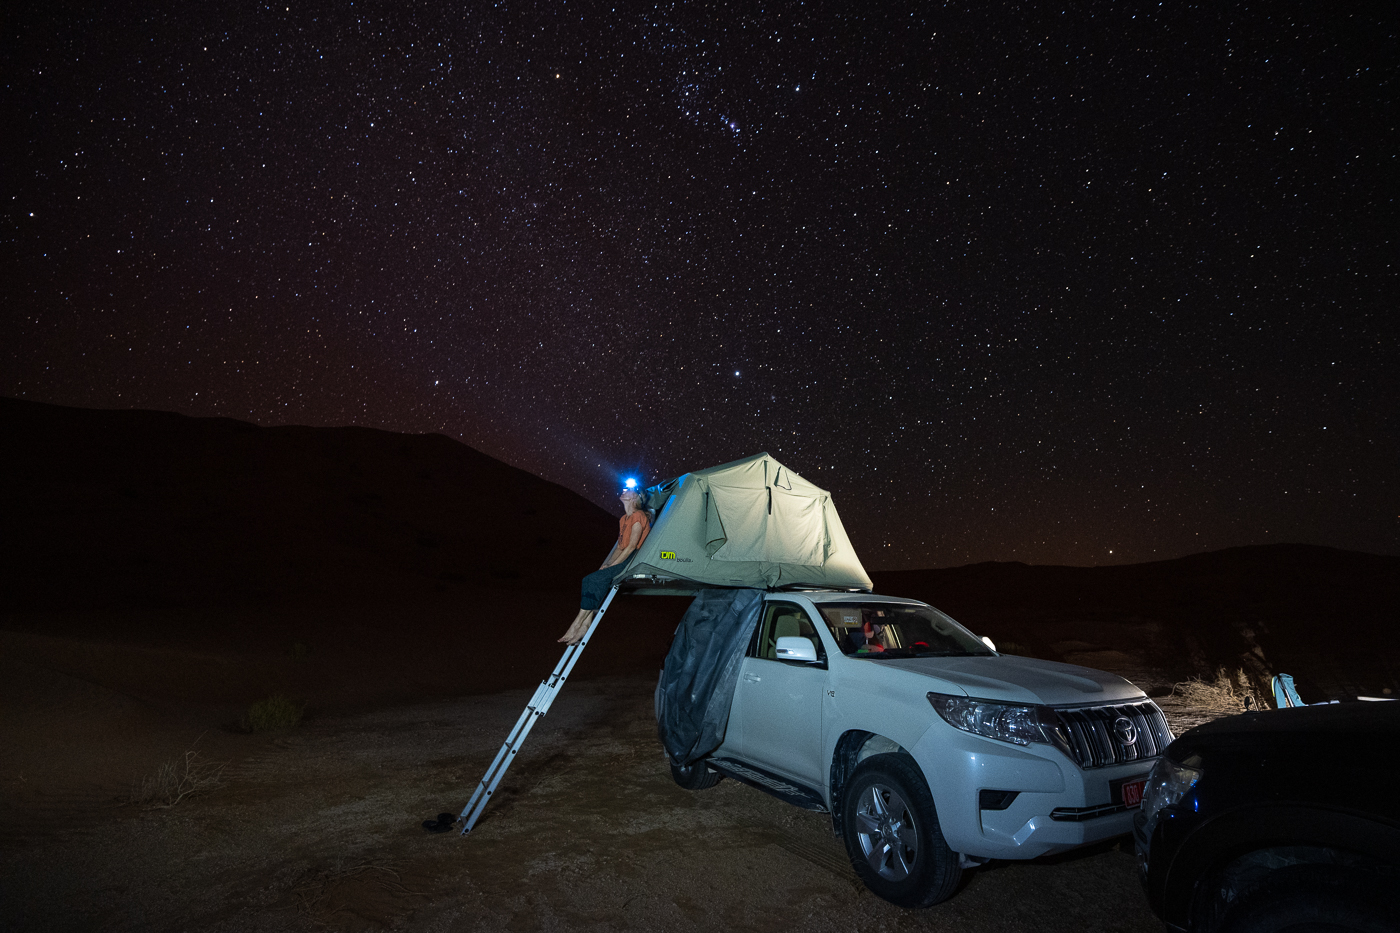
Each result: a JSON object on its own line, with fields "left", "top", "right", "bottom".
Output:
{"left": 623, "top": 452, "right": 872, "bottom": 593}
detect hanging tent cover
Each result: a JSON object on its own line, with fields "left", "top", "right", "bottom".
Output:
{"left": 655, "top": 587, "right": 766, "bottom": 767}
{"left": 621, "top": 452, "right": 873, "bottom": 593}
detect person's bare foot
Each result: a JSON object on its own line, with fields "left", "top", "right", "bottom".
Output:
{"left": 560, "top": 607, "right": 599, "bottom": 644}
{"left": 557, "top": 613, "right": 592, "bottom": 644}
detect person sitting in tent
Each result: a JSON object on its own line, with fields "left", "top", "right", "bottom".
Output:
{"left": 558, "top": 484, "right": 651, "bottom": 645}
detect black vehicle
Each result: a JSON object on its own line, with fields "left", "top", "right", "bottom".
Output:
{"left": 1133, "top": 700, "right": 1400, "bottom": 933}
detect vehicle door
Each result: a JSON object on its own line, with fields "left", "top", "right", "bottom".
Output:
{"left": 728, "top": 599, "right": 829, "bottom": 786}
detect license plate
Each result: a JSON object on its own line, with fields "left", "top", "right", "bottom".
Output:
{"left": 1118, "top": 778, "right": 1146, "bottom": 808}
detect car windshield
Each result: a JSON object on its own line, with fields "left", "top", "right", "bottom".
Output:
{"left": 816, "top": 602, "right": 993, "bottom": 659}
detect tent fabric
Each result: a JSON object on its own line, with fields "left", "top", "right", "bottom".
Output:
{"left": 627, "top": 452, "right": 872, "bottom": 591}
{"left": 655, "top": 588, "right": 765, "bottom": 766}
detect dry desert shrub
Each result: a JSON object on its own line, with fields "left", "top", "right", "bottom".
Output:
{"left": 1171, "top": 667, "right": 1262, "bottom": 712}
{"left": 245, "top": 694, "right": 305, "bottom": 732}
{"left": 131, "top": 747, "right": 227, "bottom": 809}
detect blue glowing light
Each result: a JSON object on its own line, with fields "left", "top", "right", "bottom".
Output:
{"left": 624, "top": 478, "right": 637, "bottom": 490}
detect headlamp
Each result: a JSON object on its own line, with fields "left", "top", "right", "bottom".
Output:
{"left": 1138, "top": 754, "right": 1202, "bottom": 839}
{"left": 927, "top": 693, "right": 1067, "bottom": 750}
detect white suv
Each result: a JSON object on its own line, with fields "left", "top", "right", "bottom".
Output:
{"left": 660, "top": 591, "right": 1172, "bottom": 907}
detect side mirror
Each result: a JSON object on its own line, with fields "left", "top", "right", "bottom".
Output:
{"left": 981, "top": 636, "right": 997, "bottom": 652}
{"left": 775, "top": 636, "right": 818, "bottom": 662}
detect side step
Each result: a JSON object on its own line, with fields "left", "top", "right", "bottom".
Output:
{"left": 708, "top": 758, "right": 828, "bottom": 813}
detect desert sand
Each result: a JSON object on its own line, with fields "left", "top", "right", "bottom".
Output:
{"left": 4, "top": 662, "right": 1193, "bottom": 933}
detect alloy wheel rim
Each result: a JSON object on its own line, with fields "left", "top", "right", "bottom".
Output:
{"left": 854, "top": 782, "right": 918, "bottom": 881}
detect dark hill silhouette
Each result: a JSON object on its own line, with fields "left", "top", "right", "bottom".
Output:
{"left": 2, "top": 397, "right": 1394, "bottom": 709}
{"left": 873, "top": 544, "right": 1400, "bottom": 702}
{"left": 1, "top": 396, "right": 614, "bottom": 610}
{"left": 0, "top": 397, "right": 687, "bottom": 707}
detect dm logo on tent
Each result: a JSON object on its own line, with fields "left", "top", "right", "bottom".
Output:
{"left": 660, "top": 551, "right": 676, "bottom": 560}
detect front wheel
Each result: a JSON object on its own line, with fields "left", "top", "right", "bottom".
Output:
{"left": 669, "top": 759, "right": 722, "bottom": 790}
{"left": 841, "top": 753, "right": 962, "bottom": 908}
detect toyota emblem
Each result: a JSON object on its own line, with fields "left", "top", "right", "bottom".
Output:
{"left": 1113, "top": 716, "right": 1138, "bottom": 746}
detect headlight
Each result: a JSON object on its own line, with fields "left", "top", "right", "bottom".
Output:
{"left": 927, "top": 692, "right": 1063, "bottom": 748}
{"left": 1139, "top": 754, "right": 1203, "bottom": 837}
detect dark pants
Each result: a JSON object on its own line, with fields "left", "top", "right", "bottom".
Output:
{"left": 580, "top": 565, "right": 622, "bottom": 611}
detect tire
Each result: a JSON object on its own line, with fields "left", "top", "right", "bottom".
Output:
{"left": 1219, "top": 865, "right": 1395, "bottom": 933}
{"left": 841, "top": 753, "right": 962, "bottom": 908}
{"left": 670, "top": 759, "right": 723, "bottom": 790}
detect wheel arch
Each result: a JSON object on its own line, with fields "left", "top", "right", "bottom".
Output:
{"left": 1163, "top": 805, "right": 1400, "bottom": 930}
{"left": 829, "top": 730, "right": 918, "bottom": 836}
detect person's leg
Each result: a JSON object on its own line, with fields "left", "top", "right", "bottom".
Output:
{"left": 561, "top": 563, "right": 623, "bottom": 643}
{"left": 558, "top": 609, "right": 596, "bottom": 645}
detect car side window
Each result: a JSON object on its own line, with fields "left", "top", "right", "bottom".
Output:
{"left": 751, "top": 602, "right": 825, "bottom": 663}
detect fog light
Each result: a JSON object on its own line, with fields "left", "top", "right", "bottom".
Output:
{"left": 979, "top": 789, "right": 1020, "bottom": 810}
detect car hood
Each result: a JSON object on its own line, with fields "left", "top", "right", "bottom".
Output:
{"left": 876, "top": 654, "right": 1147, "bottom": 706}
{"left": 1174, "top": 699, "right": 1400, "bottom": 752}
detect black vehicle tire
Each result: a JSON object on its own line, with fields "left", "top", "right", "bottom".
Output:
{"left": 1219, "top": 865, "right": 1394, "bottom": 933}
{"left": 840, "top": 753, "right": 962, "bottom": 908}
{"left": 670, "top": 759, "right": 723, "bottom": 790}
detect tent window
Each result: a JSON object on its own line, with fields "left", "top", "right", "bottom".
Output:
{"left": 766, "top": 488, "right": 826, "bottom": 564}
{"left": 708, "top": 482, "right": 826, "bottom": 564}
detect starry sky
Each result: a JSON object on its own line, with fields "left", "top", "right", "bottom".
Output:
{"left": 3, "top": 1, "right": 1396, "bottom": 569}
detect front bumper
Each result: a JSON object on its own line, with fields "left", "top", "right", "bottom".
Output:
{"left": 911, "top": 719, "right": 1156, "bottom": 859}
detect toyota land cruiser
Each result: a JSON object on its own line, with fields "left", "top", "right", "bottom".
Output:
{"left": 660, "top": 590, "right": 1171, "bottom": 907}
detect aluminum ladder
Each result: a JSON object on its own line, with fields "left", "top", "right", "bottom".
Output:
{"left": 457, "top": 584, "right": 621, "bottom": 834}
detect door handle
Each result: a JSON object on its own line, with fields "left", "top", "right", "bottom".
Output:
{"left": 742, "top": 672, "right": 761, "bottom": 683}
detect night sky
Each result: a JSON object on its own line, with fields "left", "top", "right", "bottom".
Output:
{"left": 3, "top": 1, "right": 1396, "bottom": 569}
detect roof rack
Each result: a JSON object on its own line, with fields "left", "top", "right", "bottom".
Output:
{"left": 618, "top": 574, "right": 710, "bottom": 597}
{"left": 617, "top": 577, "right": 871, "bottom": 597}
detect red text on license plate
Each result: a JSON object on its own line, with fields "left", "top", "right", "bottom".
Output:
{"left": 1121, "top": 779, "right": 1146, "bottom": 807}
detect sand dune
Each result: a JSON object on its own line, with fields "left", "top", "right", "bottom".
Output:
{"left": 1, "top": 397, "right": 614, "bottom": 611}
{"left": 1, "top": 397, "right": 690, "bottom": 709}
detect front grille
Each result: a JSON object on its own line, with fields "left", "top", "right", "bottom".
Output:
{"left": 1053, "top": 701, "right": 1173, "bottom": 769}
